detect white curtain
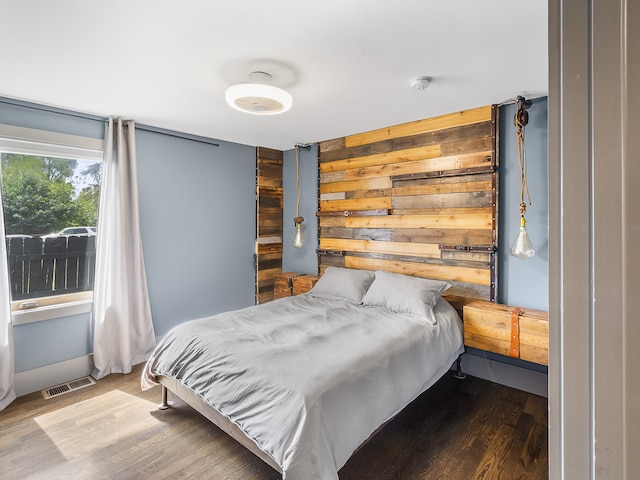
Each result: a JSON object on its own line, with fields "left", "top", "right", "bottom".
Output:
{"left": 0, "top": 184, "right": 16, "bottom": 411}
{"left": 92, "top": 118, "right": 155, "bottom": 380}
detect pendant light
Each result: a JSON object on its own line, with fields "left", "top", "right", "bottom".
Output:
{"left": 510, "top": 96, "right": 535, "bottom": 259}
{"left": 293, "top": 145, "right": 304, "bottom": 248}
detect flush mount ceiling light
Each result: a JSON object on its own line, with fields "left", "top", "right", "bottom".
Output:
{"left": 225, "top": 71, "right": 293, "bottom": 115}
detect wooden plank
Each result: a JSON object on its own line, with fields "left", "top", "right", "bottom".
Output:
{"left": 344, "top": 105, "right": 492, "bottom": 147}
{"left": 342, "top": 152, "right": 493, "bottom": 181}
{"left": 345, "top": 188, "right": 391, "bottom": 199}
{"left": 392, "top": 182, "right": 494, "bottom": 200}
{"left": 319, "top": 197, "right": 392, "bottom": 212}
{"left": 256, "top": 162, "right": 283, "bottom": 179}
{"left": 320, "top": 122, "right": 492, "bottom": 164}
{"left": 318, "top": 216, "right": 346, "bottom": 228}
{"left": 256, "top": 240, "right": 282, "bottom": 250}
{"left": 520, "top": 345, "right": 549, "bottom": 366}
{"left": 256, "top": 175, "right": 282, "bottom": 188}
{"left": 319, "top": 176, "right": 391, "bottom": 193}
{"left": 256, "top": 235, "right": 283, "bottom": 244}
{"left": 319, "top": 171, "right": 345, "bottom": 183}
{"left": 256, "top": 146, "right": 283, "bottom": 161}
{"left": 441, "top": 249, "right": 494, "bottom": 262}
{"left": 345, "top": 212, "right": 493, "bottom": 230}
{"left": 391, "top": 176, "right": 493, "bottom": 196}
{"left": 440, "top": 135, "right": 494, "bottom": 157}
{"left": 257, "top": 186, "right": 284, "bottom": 196}
{"left": 319, "top": 145, "right": 440, "bottom": 173}
{"left": 343, "top": 251, "right": 491, "bottom": 271}
{"left": 445, "top": 282, "right": 492, "bottom": 301}
{"left": 344, "top": 256, "right": 491, "bottom": 285}
{"left": 391, "top": 227, "right": 494, "bottom": 245}
{"left": 318, "top": 256, "right": 345, "bottom": 269}
{"left": 257, "top": 251, "right": 283, "bottom": 263}
{"left": 318, "top": 137, "right": 345, "bottom": 152}
{"left": 257, "top": 267, "right": 282, "bottom": 284}
{"left": 319, "top": 227, "right": 392, "bottom": 242}
{"left": 319, "top": 238, "right": 442, "bottom": 258}
{"left": 392, "top": 191, "right": 494, "bottom": 210}
{"left": 317, "top": 209, "right": 391, "bottom": 217}
{"left": 319, "top": 192, "right": 346, "bottom": 201}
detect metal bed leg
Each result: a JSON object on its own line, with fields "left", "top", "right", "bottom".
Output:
{"left": 158, "top": 385, "right": 173, "bottom": 410}
{"left": 454, "top": 355, "right": 466, "bottom": 380}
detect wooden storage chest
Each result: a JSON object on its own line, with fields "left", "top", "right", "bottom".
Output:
{"left": 274, "top": 273, "right": 320, "bottom": 299}
{"left": 274, "top": 272, "right": 299, "bottom": 299}
{"left": 292, "top": 275, "right": 320, "bottom": 296}
{"left": 463, "top": 300, "right": 549, "bottom": 366}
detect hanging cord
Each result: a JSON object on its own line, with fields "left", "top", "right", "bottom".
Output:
{"left": 514, "top": 97, "right": 532, "bottom": 217}
{"left": 294, "top": 145, "right": 303, "bottom": 225}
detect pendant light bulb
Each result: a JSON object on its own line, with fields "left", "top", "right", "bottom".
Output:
{"left": 510, "top": 216, "right": 535, "bottom": 259}
{"left": 293, "top": 218, "right": 304, "bottom": 249}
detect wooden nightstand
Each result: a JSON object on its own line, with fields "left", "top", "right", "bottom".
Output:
{"left": 462, "top": 300, "right": 549, "bottom": 366}
{"left": 274, "top": 272, "right": 320, "bottom": 299}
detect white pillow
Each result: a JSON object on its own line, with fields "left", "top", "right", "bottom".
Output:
{"left": 308, "top": 267, "right": 375, "bottom": 304}
{"left": 362, "top": 270, "right": 452, "bottom": 324}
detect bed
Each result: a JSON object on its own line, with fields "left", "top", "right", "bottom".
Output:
{"left": 141, "top": 267, "right": 464, "bottom": 480}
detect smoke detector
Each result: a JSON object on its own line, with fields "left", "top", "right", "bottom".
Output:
{"left": 225, "top": 71, "right": 293, "bottom": 115}
{"left": 410, "top": 76, "right": 432, "bottom": 91}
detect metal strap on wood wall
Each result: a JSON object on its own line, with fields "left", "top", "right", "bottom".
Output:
{"left": 510, "top": 307, "right": 522, "bottom": 358}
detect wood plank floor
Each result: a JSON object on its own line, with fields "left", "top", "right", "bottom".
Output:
{"left": 0, "top": 364, "right": 548, "bottom": 479}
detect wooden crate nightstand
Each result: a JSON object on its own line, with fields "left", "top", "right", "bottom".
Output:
{"left": 463, "top": 300, "right": 549, "bottom": 366}
{"left": 274, "top": 272, "right": 299, "bottom": 299}
{"left": 274, "top": 273, "right": 320, "bottom": 299}
{"left": 292, "top": 275, "right": 320, "bottom": 296}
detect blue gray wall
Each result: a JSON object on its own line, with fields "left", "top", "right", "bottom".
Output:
{"left": 1, "top": 98, "right": 257, "bottom": 374}
{"left": 135, "top": 129, "right": 256, "bottom": 335}
{"left": 497, "top": 97, "right": 549, "bottom": 310}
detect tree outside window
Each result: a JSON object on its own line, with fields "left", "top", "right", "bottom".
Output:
{"left": 1, "top": 152, "right": 101, "bottom": 303}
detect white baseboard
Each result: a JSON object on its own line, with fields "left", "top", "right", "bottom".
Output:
{"left": 15, "top": 354, "right": 94, "bottom": 397}
{"left": 456, "top": 352, "right": 548, "bottom": 398}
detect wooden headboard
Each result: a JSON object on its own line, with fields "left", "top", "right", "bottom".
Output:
{"left": 317, "top": 105, "right": 497, "bottom": 306}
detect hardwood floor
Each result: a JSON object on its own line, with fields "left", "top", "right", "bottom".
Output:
{"left": 0, "top": 364, "right": 548, "bottom": 479}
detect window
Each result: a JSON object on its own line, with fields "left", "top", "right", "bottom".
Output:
{"left": 0, "top": 125, "right": 103, "bottom": 321}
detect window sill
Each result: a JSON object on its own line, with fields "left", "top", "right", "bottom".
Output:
{"left": 12, "top": 295, "right": 93, "bottom": 325}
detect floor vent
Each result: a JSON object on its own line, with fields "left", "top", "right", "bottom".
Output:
{"left": 42, "top": 376, "right": 96, "bottom": 399}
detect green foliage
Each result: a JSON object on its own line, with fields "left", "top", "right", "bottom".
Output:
{"left": 1, "top": 153, "right": 100, "bottom": 235}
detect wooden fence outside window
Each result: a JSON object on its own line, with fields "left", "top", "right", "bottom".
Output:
{"left": 5, "top": 235, "right": 96, "bottom": 300}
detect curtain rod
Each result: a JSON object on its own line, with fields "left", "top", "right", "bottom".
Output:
{"left": 134, "top": 124, "right": 219, "bottom": 147}
{"left": 0, "top": 96, "right": 106, "bottom": 123}
{"left": 0, "top": 96, "right": 220, "bottom": 147}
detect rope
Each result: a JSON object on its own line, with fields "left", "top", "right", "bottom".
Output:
{"left": 514, "top": 99, "right": 532, "bottom": 217}
{"left": 295, "top": 145, "right": 301, "bottom": 219}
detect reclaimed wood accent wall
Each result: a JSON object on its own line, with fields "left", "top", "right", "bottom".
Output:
{"left": 318, "top": 105, "right": 498, "bottom": 301}
{"left": 255, "top": 147, "right": 284, "bottom": 304}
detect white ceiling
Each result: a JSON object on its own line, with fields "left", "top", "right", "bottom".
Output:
{"left": 1, "top": 1, "right": 547, "bottom": 151}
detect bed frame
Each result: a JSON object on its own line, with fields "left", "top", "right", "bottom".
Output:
{"left": 157, "top": 375, "right": 282, "bottom": 472}
{"left": 157, "top": 370, "right": 419, "bottom": 474}
{"left": 154, "top": 104, "right": 496, "bottom": 474}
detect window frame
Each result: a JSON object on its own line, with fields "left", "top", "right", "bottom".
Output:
{"left": 0, "top": 124, "right": 104, "bottom": 323}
